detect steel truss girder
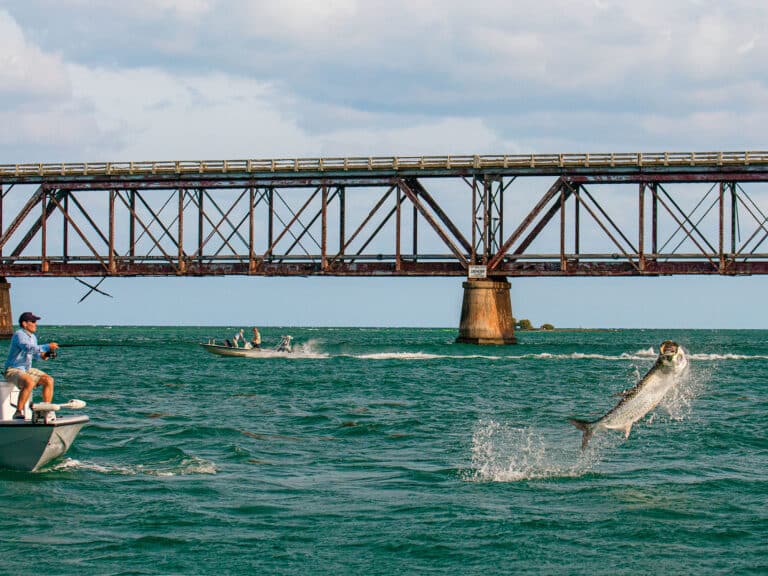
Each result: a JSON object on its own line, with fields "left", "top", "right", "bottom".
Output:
{"left": 1, "top": 171, "right": 768, "bottom": 277}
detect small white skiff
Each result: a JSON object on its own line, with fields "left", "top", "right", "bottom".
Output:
{"left": 0, "top": 382, "right": 88, "bottom": 472}
{"left": 201, "top": 335, "right": 293, "bottom": 358}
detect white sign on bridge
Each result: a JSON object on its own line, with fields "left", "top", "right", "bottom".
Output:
{"left": 468, "top": 265, "right": 487, "bottom": 279}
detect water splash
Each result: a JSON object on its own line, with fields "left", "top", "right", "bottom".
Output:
{"left": 465, "top": 420, "right": 596, "bottom": 482}
{"left": 633, "top": 347, "right": 657, "bottom": 358}
{"left": 291, "top": 339, "right": 330, "bottom": 358}
{"left": 660, "top": 362, "right": 710, "bottom": 421}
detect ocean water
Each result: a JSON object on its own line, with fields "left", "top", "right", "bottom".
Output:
{"left": 0, "top": 327, "right": 766, "bottom": 574}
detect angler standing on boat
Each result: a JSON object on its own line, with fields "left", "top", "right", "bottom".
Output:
{"left": 3, "top": 312, "right": 59, "bottom": 420}
{"left": 251, "top": 327, "right": 261, "bottom": 349}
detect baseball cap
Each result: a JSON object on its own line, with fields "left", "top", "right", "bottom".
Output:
{"left": 19, "top": 312, "right": 41, "bottom": 324}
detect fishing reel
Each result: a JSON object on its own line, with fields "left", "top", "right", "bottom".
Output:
{"left": 44, "top": 349, "right": 57, "bottom": 360}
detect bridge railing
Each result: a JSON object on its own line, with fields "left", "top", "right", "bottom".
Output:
{"left": 2, "top": 151, "right": 768, "bottom": 180}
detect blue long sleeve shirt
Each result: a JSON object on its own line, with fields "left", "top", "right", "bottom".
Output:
{"left": 4, "top": 329, "right": 51, "bottom": 372}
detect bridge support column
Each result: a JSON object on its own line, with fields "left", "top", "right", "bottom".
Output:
{"left": 0, "top": 278, "right": 13, "bottom": 339}
{"left": 456, "top": 277, "right": 516, "bottom": 345}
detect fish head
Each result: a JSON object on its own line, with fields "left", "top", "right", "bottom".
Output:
{"left": 658, "top": 340, "right": 688, "bottom": 372}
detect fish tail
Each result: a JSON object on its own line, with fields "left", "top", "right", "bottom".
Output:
{"left": 568, "top": 418, "right": 596, "bottom": 450}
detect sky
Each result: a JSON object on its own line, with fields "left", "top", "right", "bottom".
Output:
{"left": 1, "top": 0, "right": 768, "bottom": 328}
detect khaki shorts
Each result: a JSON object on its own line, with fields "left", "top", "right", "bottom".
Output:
{"left": 4, "top": 367, "right": 47, "bottom": 387}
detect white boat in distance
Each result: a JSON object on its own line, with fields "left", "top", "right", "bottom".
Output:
{"left": 200, "top": 335, "right": 293, "bottom": 358}
{"left": 0, "top": 382, "right": 88, "bottom": 472}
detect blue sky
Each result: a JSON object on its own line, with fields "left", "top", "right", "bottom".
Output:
{"left": 2, "top": 0, "right": 768, "bottom": 328}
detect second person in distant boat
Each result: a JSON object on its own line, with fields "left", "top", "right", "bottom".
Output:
{"left": 250, "top": 327, "right": 261, "bottom": 349}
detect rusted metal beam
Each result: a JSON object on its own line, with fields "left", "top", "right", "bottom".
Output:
{"left": 1, "top": 162, "right": 768, "bottom": 280}
{"left": 3, "top": 257, "right": 768, "bottom": 278}
{"left": 398, "top": 179, "right": 468, "bottom": 267}
{"left": 0, "top": 186, "right": 47, "bottom": 256}
{"left": 405, "top": 177, "right": 472, "bottom": 255}
{"left": 488, "top": 177, "right": 571, "bottom": 270}
{"left": 45, "top": 193, "right": 111, "bottom": 273}
{"left": 329, "top": 186, "right": 395, "bottom": 266}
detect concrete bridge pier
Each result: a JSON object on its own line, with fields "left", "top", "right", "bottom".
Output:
{"left": 456, "top": 277, "right": 517, "bottom": 345}
{"left": 0, "top": 278, "right": 13, "bottom": 339}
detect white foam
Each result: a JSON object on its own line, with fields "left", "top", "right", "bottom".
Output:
{"left": 633, "top": 347, "right": 657, "bottom": 358}
{"left": 355, "top": 352, "right": 445, "bottom": 360}
{"left": 351, "top": 351, "right": 657, "bottom": 361}
{"left": 332, "top": 348, "right": 768, "bottom": 363}
{"left": 688, "top": 353, "right": 768, "bottom": 360}
{"left": 464, "top": 420, "right": 594, "bottom": 482}
{"left": 50, "top": 458, "right": 137, "bottom": 475}
{"left": 659, "top": 363, "right": 710, "bottom": 421}
{"left": 289, "top": 339, "right": 330, "bottom": 359}
{"left": 48, "top": 456, "right": 217, "bottom": 476}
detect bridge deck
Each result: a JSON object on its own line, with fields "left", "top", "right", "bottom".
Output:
{"left": 2, "top": 151, "right": 768, "bottom": 184}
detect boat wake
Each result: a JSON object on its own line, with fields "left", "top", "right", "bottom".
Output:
{"left": 49, "top": 455, "right": 217, "bottom": 476}
{"left": 354, "top": 352, "right": 449, "bottom": 360}
{"left": 351, "top": 349, "right": 662, "bottom": 361}
{"left": 290, "top": 339, "right": 329, "bottom": 358}
{"left": 349, "top": 347, "right": 767, "bottom": 362}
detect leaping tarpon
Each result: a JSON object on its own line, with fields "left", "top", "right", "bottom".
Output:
{"left": 569, "top": 340, "right": 689, "bottom": 449}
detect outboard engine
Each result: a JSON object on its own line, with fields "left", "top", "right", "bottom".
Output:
{"left": 276, "top": 335, "right": 293, "bottom": 352}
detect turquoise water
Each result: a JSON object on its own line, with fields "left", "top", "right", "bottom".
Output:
{"left": 1, "top": 327, "right": 766, "bottom": 574}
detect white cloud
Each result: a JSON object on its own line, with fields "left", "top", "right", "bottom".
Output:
{"left": 245, "top": 0, "right": 359, "bottom": 40}
{"left": 53, "top": 0, "right": 216, "bottom": 19}
{"left": 62, "top": 64, "right": 515, "bottom": 162}
{"left": 151, "top": 0, "right": 215, "bottom": 18}
{"left": 0, "top": 10, "right": 69, "bottom": 96}
{"left": 3, "top": 1, "right": 768, "bottom": 161}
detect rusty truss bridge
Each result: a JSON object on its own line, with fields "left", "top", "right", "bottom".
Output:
{"left": 2, "top": 150, "right": 768, "bottom": 278}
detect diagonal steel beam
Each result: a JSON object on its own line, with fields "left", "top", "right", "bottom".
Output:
{"left": 329, "top": 186, "right": 395, "bottom": 265}
{"left": 652, "top": 188, "right": 718, "bottom": 269}
{"left": 399, "top": 178, "right": 468, "bottom": 267}
{"left": 282, "top": 187, "right": 341, "bottom": 257}
{"left": 66, "top": 192, "right": 116, "bottom": 255}
{"left": 272, "top": 187, "right": 321, "bottom": 261}
{"left": 350, "top": 200, "right": 404, "bottom": 261}
{"left": 191, "top": 188, "right": 250, "bottom": 261}
{"left": 656, "top": 184, "right": 718, "bottom": 255}
{"left": 46, "top": 193, "right": 111, "bottom": 272}
{"left": 114, "top": 192, "right": 179, "bottom": 272}
{"left": 488, "top": 177, "right": 569, "bottom": 270}
{"left": 566, "top": 182, "right": 640, "bottom": 272}
{"left": 261, "top": 186, "right": 320, "bottom": 261}
{"left": 0, "top": 186, "right": 53, "bottom": 257}
{"left": 404, "top": 177, "right": 472, "bottom": 254}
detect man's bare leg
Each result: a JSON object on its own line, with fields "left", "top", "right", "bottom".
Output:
{"left": 39, "top": 375, "right": 54, "bottom": 403}
{"left": 15, "top": 374, "right": 35, "bottom": 414}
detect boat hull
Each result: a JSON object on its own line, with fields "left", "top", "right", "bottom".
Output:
{"left": 200, "top": 344, "right": 290, "bottom": 358}
{"left": 0, "top": 415, "right": 89, "bottom": 471}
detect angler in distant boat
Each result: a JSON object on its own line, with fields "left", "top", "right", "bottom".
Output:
{"left": 569, "top": 340, "right": 689, "bottom": 449}
{"left": 201, "top": 332, "right": 294, "bottom": 357}
{"left": 249, "top": 327, "right": 261, "bottom": 349}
